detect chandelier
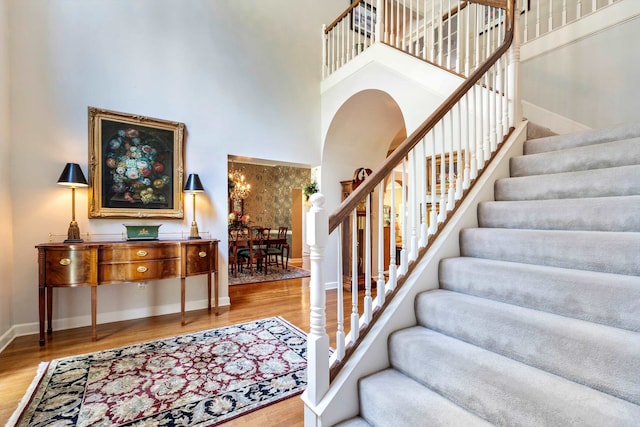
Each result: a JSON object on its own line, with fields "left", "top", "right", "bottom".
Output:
{"left": 228, "top": 166, "right": 251, "bottom": 200}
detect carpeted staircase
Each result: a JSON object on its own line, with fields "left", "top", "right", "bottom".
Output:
{"left": 337, "top": 123, "right": 640, "bottom": 426}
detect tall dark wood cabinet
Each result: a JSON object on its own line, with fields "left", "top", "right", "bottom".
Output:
{"left": 340, "top": 180, "right": 367, "bottom": 290}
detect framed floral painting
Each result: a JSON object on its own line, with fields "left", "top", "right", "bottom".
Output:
{"left": 88, "top": 107, "right": 185, "bottom": 218}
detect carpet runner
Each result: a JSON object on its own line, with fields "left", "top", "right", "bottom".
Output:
{"left": 336, "top": 123, "right": 640, "bottom": 426}
{"left": 9, "top": 317, "right": 307, "bottom": 426}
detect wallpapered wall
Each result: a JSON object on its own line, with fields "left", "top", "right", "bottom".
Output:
{"left": 228, "top": 162, "right": 310, "bottom": 229}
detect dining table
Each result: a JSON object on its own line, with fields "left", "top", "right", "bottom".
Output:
{"left": 229, "top": 229, "right": 289, "bottom": 276}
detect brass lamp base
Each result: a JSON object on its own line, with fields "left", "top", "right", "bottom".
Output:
{"left": 189, "top": 222, "right": 201, "bottom": 240}
{"left": 64, "top": 221, "right": 84, "bottom": 243}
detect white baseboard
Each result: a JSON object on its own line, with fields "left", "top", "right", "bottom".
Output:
{"left": 0, "top": 297, "right": 231, "bottom": 353}
{"left": 523, "top": 101, "right": 591, "bottom": 135}
{"left": 324, "top": 281, "right": 339, "bottom": 290}
{"left": 0, "top": 327, "right": 16, "bottom": 354}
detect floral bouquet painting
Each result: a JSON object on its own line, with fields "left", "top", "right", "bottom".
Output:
{"left": 88, "top": 107, "right": 184, "bottom": 219}
{"left": 101, "top": 121, "right": 174, "bottom": 209}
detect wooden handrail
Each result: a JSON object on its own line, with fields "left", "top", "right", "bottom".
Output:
{"left": 329, "top": 0, "right": 515, "bottom": 233}
{"left": 325, "top": 0, "right": 364, "bottom": 34}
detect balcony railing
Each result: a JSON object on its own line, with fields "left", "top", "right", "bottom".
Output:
{"left": 323, "top": 0, "right": 620, "bottom": 79}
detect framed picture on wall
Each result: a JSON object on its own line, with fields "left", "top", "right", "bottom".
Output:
{"left": 351, "top": 0, "right": 376, "bottom": 38}
{"left": 88, "top": 107, "right": 185, "bottom": 218}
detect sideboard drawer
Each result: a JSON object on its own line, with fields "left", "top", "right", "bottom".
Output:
{"left": 43, "top": 248, "right": 97, "bottom": 286}
{"left": 99, "top": 244, "right": 180, "bottom": 263}
{"left": 185, "top": 243, "right": 213, "bottom": 275}
{"left": 99, "top": 259, "right": 180, "bottom": 283}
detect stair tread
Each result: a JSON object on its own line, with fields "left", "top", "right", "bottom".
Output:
{"left": 439, "top": 256, "right": 640, "bottom": 332}
{"left": 495, "top": 164, "right": 640, "bottom": 201}
{"left": 358, "top": 368, "right": 493, "bottom": 427}
{"left": 512, "top": 137, "right": 640, "bottom": 177}
{"left": 524, "top": 122, "right": 640, "bottom": 154}
{"left": 478, "top": 195, "right": 640, "bottom": 232}
{"left": 415, "top": 289, "right": 640, "bottom": 405}
{"left": 460, "top": 227, "right": 640, "bottom": 276}
{"left": 389, "top": 326, "right": 640, "bottom": 426}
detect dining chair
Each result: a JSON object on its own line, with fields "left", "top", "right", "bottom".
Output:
{"left": 267, "top": 226, "right": 289, "bottom": 270}
{"left": 228, "top": 228, "right": 243, "bottom": 277}
{"left": 238, "top": 227, "right": 268, "bottom": 275}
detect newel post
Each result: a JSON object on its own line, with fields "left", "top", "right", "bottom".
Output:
{"left": 302, "top": 193, "right": 329, "bottom": 426}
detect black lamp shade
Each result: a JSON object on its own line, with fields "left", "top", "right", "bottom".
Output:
{"left": 184, "top": 173, "right": 204, "bottom": 192}
{"left": 57, "top": 163, "right": 88, "bottom": 187}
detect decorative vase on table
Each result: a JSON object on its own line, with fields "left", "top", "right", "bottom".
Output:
{"left": 228, "top": 211, "right": 249, "bottom": 229}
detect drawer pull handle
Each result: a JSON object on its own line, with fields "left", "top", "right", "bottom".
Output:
{"left": 137, "top": 266, "right": 148, "bottom": 273}
{"left": 137, "top": 250, "right": 148, "bottom": 257}
{"left": 198, "top": 251, "right": 207, "bottom": 258}
{"left": 59, "top": 258, "right": 71, "bottom": 266}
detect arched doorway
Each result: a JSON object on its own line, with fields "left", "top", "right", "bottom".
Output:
{"left": 320, "top": 89, "right": 407, "bottom": 287}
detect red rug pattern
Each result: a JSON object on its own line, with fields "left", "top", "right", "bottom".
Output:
{"left": 11, "top": 317, "right": 306, "bottom": 426}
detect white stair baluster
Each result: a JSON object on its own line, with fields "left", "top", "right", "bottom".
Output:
{"left": 420, "top": 136, "right": 428, "bottom": 247}
{"left": 364, "top": 193, "right": 372, "bottom": 324}
{"left": 376, "top": 181, "right": 385, "bottom": 308}
{"left": 400, "top": 157, "right": 408, "bottom": 275}
{"left": 350, "top": 208, "right": 358, "bottom": 343}
{"left": 463, "top": 93, "right": 471, "bottom": 189}
{"left": 447, "top": 112, "right": 455, "bottom": 210}
{"left": 388, "top": 175, "right": 397, "bottom": 291}
{"left": 438, "top": 122, "right": 447, "bottom": 221}
{"left": 409, "top": 149, "right": 418, "bottom": 262}
{"left": 429, "top": 131, "right": 438, "bottom": 235}
{"left": 335, "top": 224, "right": 345, "bottom": 361}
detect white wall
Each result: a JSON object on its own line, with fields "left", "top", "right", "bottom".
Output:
{"left": 0, "top": 0, "right": 13, "bottom": 348}
{"left": 6, "top": 0, "right": 344, "bottom": 336}
{"left": 521, "top": 2, "right": 640, "bottom": 129}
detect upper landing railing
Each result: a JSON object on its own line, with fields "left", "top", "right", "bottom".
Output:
{"left": 323, "top": 0, "right": 620, "bottom": 79}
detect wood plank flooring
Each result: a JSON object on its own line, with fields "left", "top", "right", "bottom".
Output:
{"left": 0, "top": 269, "right": 326, "bottom": 426}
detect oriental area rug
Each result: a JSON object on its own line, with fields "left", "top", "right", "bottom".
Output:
{"left": 9, "top": 317, "right": 307, "bottom": 427}
{"left": 229, "top": 266, "right": 310, "bottom": 286}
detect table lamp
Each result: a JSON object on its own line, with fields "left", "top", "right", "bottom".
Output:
{"left": 184, "top": 173, "right": 204, "bottom": 239}
{"left": 57, "top": 163, "right": 88, "bottom": 243}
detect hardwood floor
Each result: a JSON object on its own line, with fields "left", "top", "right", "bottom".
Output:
{"left": 0, "top": 270, "right": 321, "bottom": 426}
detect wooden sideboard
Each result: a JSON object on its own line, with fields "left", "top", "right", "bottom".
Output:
{"left": 36, "top": 239, "right": 219, "bottom": 345}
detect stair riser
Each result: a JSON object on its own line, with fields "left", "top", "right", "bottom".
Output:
{"left": 414, "top": 291, "right": 640, "bottom": 405}
{"left": 439, "top": 257, "right": 640, "bottom": 332}
{"left": 389, "top": 327, "right": 640, "bottom": 426}
{"left": 524, "top": 122, "right": 640, "bottom": 155}
{"left": 513, "top": 137, "right": 640, "bottom": 177}
{"left": 460, "top": 228, "right": 640, "bottom": 276}
{"left": 494, "top": 164, "right": 640, "bottom": 201}
{"left": 477, "top": 196, "right": 640, "bottom": 232}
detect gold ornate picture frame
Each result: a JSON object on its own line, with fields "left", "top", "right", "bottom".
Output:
{"left": 88, "top": 107, "right": 185, "bottom": 218}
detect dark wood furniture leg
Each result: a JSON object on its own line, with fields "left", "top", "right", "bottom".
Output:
{"left": 181, "top": 277, "right": 186, "bottom": 326}
{"left": 47, "top": 286, "right": 53, "bottom": 335}
{"left": 39, "top": 285, "right": 45, "bottom": 346}
{"left": 91, "top": 286, "right": 97, "bottom": 341}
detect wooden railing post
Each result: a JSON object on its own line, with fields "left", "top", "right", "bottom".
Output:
{"left": 302, "top": 193, "right": 329, "bottom": 425}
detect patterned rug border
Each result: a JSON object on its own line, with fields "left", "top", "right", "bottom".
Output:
{"left": 229, "top": 265, "right": 310, "bottom": 286}
{"left": 9, "top": 316, "right": 307, "bottom": 427}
